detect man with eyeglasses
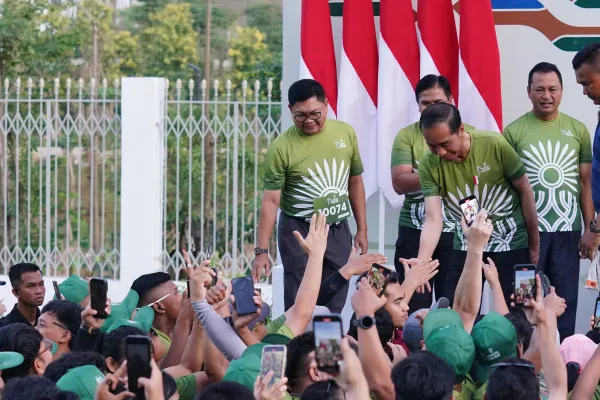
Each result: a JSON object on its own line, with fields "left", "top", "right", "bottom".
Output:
{"left": 252, "top": 78, "right": 368, "bottom": 313}
{"left": 35, "top": 300, "right": 82, "bottom": 360}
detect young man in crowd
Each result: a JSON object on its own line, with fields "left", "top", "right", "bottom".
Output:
{"left": 35, "top": 300, "right": 82, "bottom": 360}
{"left": 0, "top": 323, "right": 55, "bottom": 383}
{"left": 0, "top": 263, "right": 46, "bottom": 327}
{"left": 504, "top": 62, "right": 593, "bottom": 339}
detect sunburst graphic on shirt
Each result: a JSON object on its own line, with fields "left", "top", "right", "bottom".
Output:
{"left": 521, "top": 140, "right": 579, "bottom": 231}
{"left": 447, "top": 184, "right": 516, "bottom": 251}
{"left": 291, "top": 158, "right": 350, "bottom": 218}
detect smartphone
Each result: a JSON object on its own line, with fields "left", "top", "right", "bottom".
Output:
{"left": 210, "top": 267, "right": 218, "bottom": 288}
{"left": 53, "top": 281, "right": 62, "bottom": 300}
{"left": 231, "top": 276, "right": 257, "bottom": 315}
{"left": 89, "top": 278, "right": 108, "bottom": 319}
{"left": 313, "top": 314, "right": 343, "bottom": 374}
{"left": 126, "top": 335, "right": 152, "bottom": 400}
{"left": 260, "top": 345, "right": 287, "bottom": 386}
{"left": 187, "top": 279, "right": 191, "bottom": 298}
{"left": 367, "top": 264, "right": 392, "bottom": 292}
{"left": 513, "top": 265, "right": 536, "bottom": 306}
{"left": 459, "top": 195, "right": 480, "bottom": 226}
{"left": 594, "top": 297, "right": 600, "bottom": 330}
{"left": 538, "top": 272, "right": 551, "bottom": 297}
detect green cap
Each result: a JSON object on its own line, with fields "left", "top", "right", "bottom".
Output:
{"left": 56, "top": 365, "right": 105, "bottom": 400}
{"left": 423, "top": 308, "right": 464, "bottom": 342}
{"left": 424, "top": 310, "right": 475, "bottom": 379}
{"left": 104, "top": 306, "right": 155, "bottom": 334}
{"left": 223, "top": 343, "right": 265, "bottom": 391}
{"left": 57, "top": 275, "right": 89, "bottom": 304}
{"left": 100, "top": 289, "right": 140, "bottom": 332}
{"left": 0, "top": 352, "right": 24, "bottom": 370}
{"left": 470, "top": 312, "right": 518, "bottom": 383}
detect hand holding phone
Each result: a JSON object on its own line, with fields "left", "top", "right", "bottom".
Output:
{"left": 126, "top": 335, "right": 152, "bottom": 400}
{"left": 231, "top": 276, "right": 257, "bottom": 315}
{"left": 260, "top": 345, "right": 287, "bottom": 386}
{"left": 594, "top": 297, "right": 600, "bottom": 330}
{"left": 513, "top": 265, "right": 536, "bottom": 307}
{"left": 90, "top": 278, "right": 108, "bottom": 319}
{"left": 313, "top": 314, "right": 343, "bottom": 374}
{"left": 367, "top": 264, "right": 392, "bottom": 292}
{"left": 53, "top": 281, "right": 62, "bottom": 300}
{"left": 459, "top": 195, "right": 480, "bottom": 227}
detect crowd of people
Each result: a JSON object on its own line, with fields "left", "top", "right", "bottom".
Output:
{"left": 3, "top": 42, "right": 600, "bottom": 400}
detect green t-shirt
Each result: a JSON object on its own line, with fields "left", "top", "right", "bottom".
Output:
{"left": 265, "top": 314, "right": 294, "bottom": 339}
{"left": 503, "top": 112, "right": 592, "bottom": 232}
{"left": 264, "top": 120, "right": 364, "bottom": 219}
{"left": 419, "top": 130, "right": 528, "bottom": 251}
{"left": 174, "top": 374, "right": 197, "bottom": 400}
{"left": 391, "top": 121, "right": 476, "bottom": 231}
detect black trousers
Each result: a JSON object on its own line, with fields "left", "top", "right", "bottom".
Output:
{"left": 394, "top": 226, "right": 455, "bottom": 312}
{"left": 278, "top": 213, "right": 352, "bottom": 313}
{"left": 445, "top": 247, "right": 531, "bottom": 309}
{"left": 537, "top": 231, "right": 581, "bottom": 341}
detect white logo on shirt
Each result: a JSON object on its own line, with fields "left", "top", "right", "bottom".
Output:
{"left": 562, "top": 129, "right": 574, "bottom": 137}
{"left": 476, "top": 162, "right": 491, "bottom": 174}
{"left": 335, "top": 139, "right": 347, "bottom": 149}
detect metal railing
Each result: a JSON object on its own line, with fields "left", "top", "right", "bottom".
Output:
{"left": 161, "top": 79, "right": 282, "bottom": 279}
{"left": 0, "top": 78, "right": 121, "bottom": 279}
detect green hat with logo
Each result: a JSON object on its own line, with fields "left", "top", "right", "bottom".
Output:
{"left": 0, "top": 352, "right": 24, "bottom": 370}
{"left": 56, "top": 365, "right": 105, "bottom": 400}
{"left": 105, "top": 306, "right": 154, "bottom": 334}
{"left": 424, "top": 309, "right": 475, "bottom": 379}
{"left": 100, "top": 289, "right": 140, "bottom": 332}
{"left": 470, "top": 312, "right": 518, "bottom": 383}
{"left": 57, "top": 275, "right": 89, "bottom": 304}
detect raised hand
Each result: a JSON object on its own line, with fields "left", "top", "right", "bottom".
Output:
{"left": 293, "top": 212, "right": 329, "bottom": 257}
{"left": 462, "top": 209, "right": 493, "bottom": 250}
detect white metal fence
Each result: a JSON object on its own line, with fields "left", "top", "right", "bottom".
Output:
{"left": 0, "top": 77, "right": 281, "bottom": 280}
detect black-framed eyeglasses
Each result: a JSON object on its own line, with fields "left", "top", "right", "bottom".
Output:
{"left": 491, "top": 361, "right": 535, "bottom": 371}
{"left": 292, "top": 106, "right": 324, "bottom": 122}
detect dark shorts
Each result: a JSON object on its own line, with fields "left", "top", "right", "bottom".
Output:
{"left": 394, "top": 226, "right": 455, "bottom": 312}
{"left": 278, "top": 213, "right": 352, "bottom": 313}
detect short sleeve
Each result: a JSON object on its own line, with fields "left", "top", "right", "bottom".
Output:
{"left": 391, "top": 128, "right": 414, "bottom": 167}
{"left": 349, "top": 127, "right": 365, "bottom": 176}
{"left": 175, "top": 374, "right": 198, "bottom": 400}
{"left": 578, "top": 123, "right": 593, "bottom": 164}
{"left": 501, "top": 125, "right": 517, "bottom": 149}
{"left": 263, "top": 142, "right": 286, "bottom": 190}
{"left": 418, "top": 157, "right": 440, "bottom": 197}
{"left": 499, "top": 137, "right": 526, "bottom": 182}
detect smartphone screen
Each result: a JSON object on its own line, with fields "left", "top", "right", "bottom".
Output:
{"left": 313, "top": 315, "right": 343, "bottom": 373}
{"left": 459, "top": 195, "right": 480, "bottom": 226}
{"left": 260, "top": 345, "right": 287, "bottom": 386}
{"left": 126, "top": 335, "right": 152, "bottom": 399}
{"left": 514, "top": 265, "right": 536, "bottom": 306}
{"left": 594, "top": 297, "right": 600, "bottom": 330}
{"left": 89, "top": 278, "right": 108, "bottom": 319}
{"left": 231, "top": 276, "right": 256, "bottom": 315}
{"left": 367, "top": 264, "right": 391, "bottom": 292}
{"left": 53, "top": 281, "right": 62, "bottom": 300}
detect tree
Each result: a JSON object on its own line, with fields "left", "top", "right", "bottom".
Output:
{"left": 103, "top": 30, "right": 139, "bottom": 81}
{"left": 139, "top": 3, "right": 198, "bottom": 79}
{"left": 228, "top": 26, "right": 268, "bottom": 83}
{"left": 245, "top": 3, "right": 283, "bottom": 52}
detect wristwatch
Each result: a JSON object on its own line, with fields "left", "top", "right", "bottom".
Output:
{"left": 590, "top": 220, "right": 600, "bottom": 233}
{"left": 254, "top": 247, "right": 269, "bottom": 256}
{"left": 352, "top": 315, "right": 376, "bottom": 329}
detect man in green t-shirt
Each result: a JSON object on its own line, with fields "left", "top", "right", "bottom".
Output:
{"left": 503, "top": 62, "right": 593, "bottom": 339}
{"left": 414, "top": 102, "right": 539, "bottom": 307}
{"left": 391, "top": 74, "right": 474, "bottom": 311}
{"left": 252, "top": 79, "right": 368, "bottom": 313}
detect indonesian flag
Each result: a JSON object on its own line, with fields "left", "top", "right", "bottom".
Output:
{"left": 299, "top": 0, "right": 338, "bottom": 118}
{"left": 377, "top": 0, "right": 421, "bottom": 208}
{"left": 337, "top": 0, "right": 379, "bottom": 198}
{"left": 458, "top": 0, "right": 503, "bottom": 132}
{"left": 417, "top": 0, "right": 459, "bottom": 102}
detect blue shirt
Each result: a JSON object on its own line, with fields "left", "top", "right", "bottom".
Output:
{"left": 594, "top": 121, "right": 600, "bottom": 212}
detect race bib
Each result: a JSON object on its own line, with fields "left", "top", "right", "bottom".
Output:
{"left": 313, "top": 193, "right": 351, "bottom": 224}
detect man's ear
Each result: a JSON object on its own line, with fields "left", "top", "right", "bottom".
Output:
{"left": 12, "top": 288, "right": 18, "bottom": 298}
{"left": 420, "top": 339, "right": 425, "bottom": 349}
{"left": 152, "top": 302, "right": 165, "bottom": 314}
{"left": 105, "top": 357, "right": 119, "bottom": 374}
{"left": 59, "top": 330, "right": 71, "bottom": 345}
{"left": 32, "top": 357, "right": 46, "bottom": 376}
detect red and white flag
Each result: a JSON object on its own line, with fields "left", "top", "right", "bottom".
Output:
{"left": 299, "top": 0, "right": 338, "bottom": 118}
{"left": 377, "top": 0, "right": 421, "bottom": 208}
{"left": 337, "top": 0, "right": 379, "bottom": 198}
{"left": 458, "top": 0, "right": 502, "bottom": 132}
{"left": 417, "top": 0, "right": 459, "bottom": 102}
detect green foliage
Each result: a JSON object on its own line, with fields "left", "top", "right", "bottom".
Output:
{"left": 245, "top": 3, "right": 282, "bottom": 52}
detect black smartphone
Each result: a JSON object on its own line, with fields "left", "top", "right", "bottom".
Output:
{"left": 594, "top": 297, "right": 600, "bottom": 330}
{"left": 260, "top": 345, "right": 287, "bottom": 386}
{"left": 513, "top": 265, "right": 536, "bottom": 306}
{"left": 210, "top": 267, "right": 218, "bottom": 288}
{"left": 89, "top": 278, "right": 108, "bottom": 319}
{"left": 313, "top": 314, "right": 343, "bottom": 374}
{"left": 367, "top": 264, "right": 392, "bottom": 292}
{"left": 459, "top": 195, "right": 480, "bottom": 226}
{"left": 187, "top": 279, "right": 191, "bottom": 298}
{"left": 231, "top": 276, "right": 256, "bottom": 315}
{"left": 126, "top": 335, "right": 152, "bottom": 400}
{"left": 53, "top": 281, "right": 62, "bottom": 300}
